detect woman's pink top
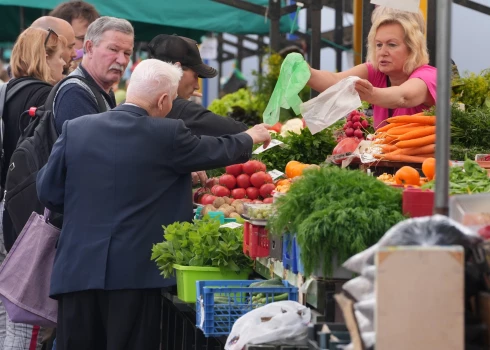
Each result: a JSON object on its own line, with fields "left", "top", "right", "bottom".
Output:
{"left": 366, "top": 63, "right": 437, "bottom": 129}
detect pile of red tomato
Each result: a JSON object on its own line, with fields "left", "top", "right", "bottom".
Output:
{"left": 194, "top": 160, "right": 276, "bottom": 205}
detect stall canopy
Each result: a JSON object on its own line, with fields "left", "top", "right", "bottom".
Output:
{"left": 0, "top": 0, "right": 296, "bottom": 42}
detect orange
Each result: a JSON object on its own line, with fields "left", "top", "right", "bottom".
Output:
{"left": 422, "top": 157, "right": 436, "bottom": 180}
{"left": 395, "top": 166, "right": 420, "bottom": 186}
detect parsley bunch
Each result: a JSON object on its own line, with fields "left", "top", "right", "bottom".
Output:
{"left": 253, "top": 128, "right": 337, "bottom": 171}
{"left": 151, "top": 217, "right": 252, "bottom": 278}
{"left": 268, "top": 166, "right": 406, "bottom": 276}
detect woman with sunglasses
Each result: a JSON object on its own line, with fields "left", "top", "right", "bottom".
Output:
{"left": 0, "top": 27, "right": 66, "bottom": 350}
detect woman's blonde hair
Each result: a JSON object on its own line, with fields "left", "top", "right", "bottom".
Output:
{"left": 10, "top": 27, "right": 66, "bottom": 83}
{"left": 366, "top": 7, "right": 429, "bottom": 75}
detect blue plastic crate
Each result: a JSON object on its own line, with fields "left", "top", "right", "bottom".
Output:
{"left": 295, "top": 236, "right": 305, "bottom": 275}
{"left": 282, "top": 233, "right": 298, "bottom": 274}
{"left": 196, "top": 280, "right": 298, "bottom": 337}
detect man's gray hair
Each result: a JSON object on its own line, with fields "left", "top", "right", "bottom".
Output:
{"left": 127, "top": 59, "right": 183, "bottom": 99}
{"left": 85, "top": 16, "right": 134, "bottom": 47}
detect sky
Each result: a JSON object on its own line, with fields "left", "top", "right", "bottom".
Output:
{"left": 204, "top": 2, "right": 490, "bottom": 104}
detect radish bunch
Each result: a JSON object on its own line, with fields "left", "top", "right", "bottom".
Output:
{"left": 342, "top": 110, "right": 371, "bottom": 140}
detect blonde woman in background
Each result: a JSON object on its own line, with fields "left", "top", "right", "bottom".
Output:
{"left": 0, "top": 26, "right": 66, "bottom": 350}
{"left": 307, "top": 6, "right": 436, "bottom": 129}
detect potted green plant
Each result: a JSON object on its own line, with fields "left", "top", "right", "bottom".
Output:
{"left": 151, "top": 217, "right": 252, "bottom": 302}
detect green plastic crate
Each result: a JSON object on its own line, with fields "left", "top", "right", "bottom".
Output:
{"left": 174, "top": 264, "right": 250, "bottom": 303}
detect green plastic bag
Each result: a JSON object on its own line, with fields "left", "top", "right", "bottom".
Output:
{"left": 263, "top": 53, "right": 311, "bottom": 125}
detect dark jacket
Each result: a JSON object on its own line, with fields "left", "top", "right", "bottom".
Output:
{"left": 166, "top": 97, "right": 248, "bottom": 137}
{"left": 37, "top": 104, "right": 253, "bottom": 297}
{"left": 53, "top": 64, "right": 116, "bottom": 134}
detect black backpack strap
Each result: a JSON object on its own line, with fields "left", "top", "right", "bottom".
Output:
{"left": 46, "top": 75, "right": 108, "bottom": 113}
{"left": 0, "top": 83, "right": 7, "bottom": 158}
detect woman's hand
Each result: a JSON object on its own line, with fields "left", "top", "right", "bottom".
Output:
{"left": 354, "top": 79, "right": 375, "bottom": 103}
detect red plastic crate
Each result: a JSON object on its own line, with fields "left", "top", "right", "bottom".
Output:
{"left": 243, "top": 222, "right": 270, "bottom": 258}
{"left": 402, "top": 188, "right": 435, "bottom": 217}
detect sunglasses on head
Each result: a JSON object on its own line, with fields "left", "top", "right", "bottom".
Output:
{"left": 44, "top": 28, "right": 59, "bottom": 48}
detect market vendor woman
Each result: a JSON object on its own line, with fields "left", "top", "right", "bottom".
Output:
{"left": 307, "top": 7, "right": 436, "bottom": 129}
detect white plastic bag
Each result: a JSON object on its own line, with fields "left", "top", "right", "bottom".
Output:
{"left": 299, "top": 76, "right": 361, "bottom": 134}
{"left": 225, "top": 301, "right": 311, "bottom": 350}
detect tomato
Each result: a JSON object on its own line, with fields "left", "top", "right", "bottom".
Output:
{"left": 225, "top": 164, "right": 243, "bottom": 177}
{"left": 242, "top": 160, "right": 262, "bottom": 175}
{"left": 257, "top": 161, "right": 267, "bottom": 172}
{"left": 259, "top": 183, "right": 276, "bottom": 198}
{"left": 236, "top": 173, "right": 251, "bottom": 188}
{"left": 271, "top": 122, "right": 282, "bottom": 133}
{"left": 211, "top": 185, "right": 220, "bottom": 195}
{"left": 250, "top": 171, "right": 268, "bottom": 188}
{"left": 213, "top": 185, "right": 231, "bottom": 197}
{"left": 201, "top": 194, "right": 216, "bottom": 205}
{"left": 193, "top": 187, "right": 209, "bottom": 204}
{"left": 219, "top": 174, "right": 237, "bottom": 190}
{"left": 263, "top": 197, "right": 274, "bottom": 204}
{"left": 231, "top": 188, "right": 246, "bottom": 199}
{"left": 246, "top": 187, "right": 260, "bottom": 200}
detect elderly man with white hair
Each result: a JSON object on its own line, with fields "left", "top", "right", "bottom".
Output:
{"left": 36, "top": 58, "right": 271, "bottom": 350}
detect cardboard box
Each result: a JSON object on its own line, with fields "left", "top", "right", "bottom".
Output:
{"left": 376, "top": 246, "right": 464, "bottom": 350}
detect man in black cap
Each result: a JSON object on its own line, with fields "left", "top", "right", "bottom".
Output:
{"left": 147, "top": 34, "right": 248, "bottom": 137}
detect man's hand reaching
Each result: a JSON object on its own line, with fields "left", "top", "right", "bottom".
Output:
{"left": 245, "top": 124, "right": 272, "bottom": 149}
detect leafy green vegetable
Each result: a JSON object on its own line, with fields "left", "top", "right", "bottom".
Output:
{"left": 450, "top": 144, "right": 490, "bottom": 161}
{"left": 451, "top": 104, "right": 490, "bottom": 150}
{"left": 452, "top": 71, "right": 490, "bottom": 109}
{"left": 253, "top": 127, "right": 337, "bottom": 171}
{"left": 151, "top": 217, "right": 252, "bottom": 278}
{"left": 268, "top": 166, "right": 406, "bottom": 276}
{"left": 422, "top": 158, "right": 490, "bottom": 195}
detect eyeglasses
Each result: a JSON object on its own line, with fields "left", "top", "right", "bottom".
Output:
{"left": 44, "top": 28, "right": 59, "bottom": 48}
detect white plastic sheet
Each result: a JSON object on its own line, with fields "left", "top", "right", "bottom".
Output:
{"left": 300, "top": 76, "right": 362, "bottom": 135}
{"left": 225, "top": 301, "right": 311, "bottom": 350}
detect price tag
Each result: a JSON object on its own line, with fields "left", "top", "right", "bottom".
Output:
{"left": 268, "top": 169, "right": 285, "bottom": 181}
{"left": 220, "top": 222, "right": 243, "bottom": 229}
{"left": 253, "top": 139, "right": 284, "bottom": 155}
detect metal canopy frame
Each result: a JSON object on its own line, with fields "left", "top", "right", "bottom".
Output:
{"left": 211, "top": 0, "right": 353, "bottom": 98}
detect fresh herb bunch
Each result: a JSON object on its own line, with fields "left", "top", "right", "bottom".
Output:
{"left": 422, "top": 158, "right": 490, "bottom": 195}
{"left": 451, "top": 104, "right": 490, "bottom": 149}
{"left": 151, "top": 217, "right": 252, "bottom": 278}
{"left": 268, "top": 166, "right": 406, "bottom": 276}
{"left": 253, "top": 127, "right": 337, "bottom": 171}
{"left": 450, "top": 145, "right": 490, "bottom": 161}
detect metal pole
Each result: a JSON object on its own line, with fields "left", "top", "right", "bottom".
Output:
{"left": 427, "top": 0, "right": 437, "bottom": 65}
{"left": 434, "top": 0, "right": 452, "bottom": 215}
{"left": 361, "top": 1, "right": 375, "bottom": 62}
{"left": 310, "top": 0, "right": 322, "bottom": 99}
{"left": 269, "top": 0, "right": 281, "bottom": 52}
{"left": 334, "top": 0, "right": 344, "bottom": 72}
{"left": 217, "top": 33, "right": 223, "bottom": 98}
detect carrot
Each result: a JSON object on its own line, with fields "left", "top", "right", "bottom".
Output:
{"left": 376, "top": 122, "right": 404, "bottom": 133}
{"left": 416, "top": 153, "right": 435, "bottom": 158}
{"left": 386, "top": 115, "right": 436, "bottom": 125}
{"left": 377, "top": 144, "right": 398, "bottom": 153}
{"left": 373, "top": 135, "right": 398, "bottom": 144}
{"left": 395, "top": 134, "right": 436, "bottom": 148}
{"left": 386, "top": 125, "right": 430, "bottom": 136}
{"left": 387, "top": 144, "right": 435, "bottom": 156}
{"left": 373, "top": 154, "right": 430, "bottom": 163}
{"left": 396, "top": 126, "right": 436, "bottom": 141}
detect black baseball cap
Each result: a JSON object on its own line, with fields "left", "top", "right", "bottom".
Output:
{"left": 147, "top": 34, "right": 218, "bottom": 79}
